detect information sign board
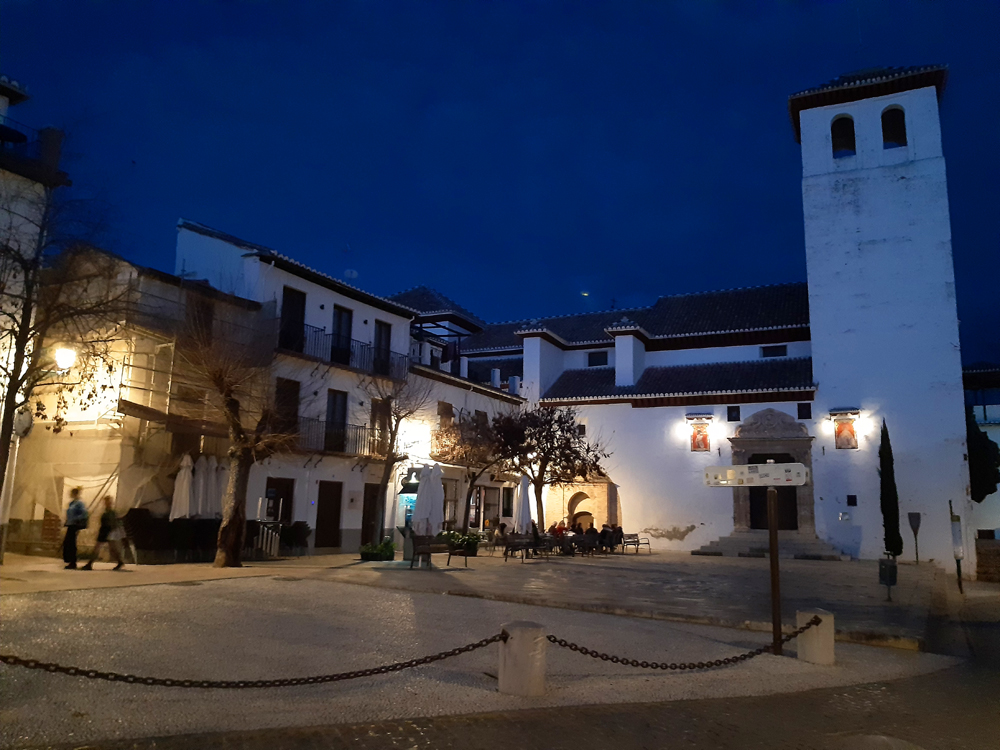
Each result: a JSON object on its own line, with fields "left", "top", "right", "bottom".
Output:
{"left": 704, "top": 463, "right": 810, "bottom": 487}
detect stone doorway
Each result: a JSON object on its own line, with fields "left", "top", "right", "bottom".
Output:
{"left": 729, "top": 409, "right": 815, "bottom": 535}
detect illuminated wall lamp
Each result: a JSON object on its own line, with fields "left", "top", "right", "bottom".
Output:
{"left": 54, "top": 348, "right": 77, "bottom": 371}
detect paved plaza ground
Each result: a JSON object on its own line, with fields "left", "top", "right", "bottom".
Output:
{"left": 1, "top": 551, "right": 998, "bottom": 749}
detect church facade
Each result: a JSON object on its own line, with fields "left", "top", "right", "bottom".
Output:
{"left": 403, "top": 66, "right": 990, "bottom": 571}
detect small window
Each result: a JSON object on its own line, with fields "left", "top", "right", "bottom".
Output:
{"left": 761, "top": 345, "right": 787, "bottom": 358}
{"left": 437, "top": 401, "right": 454, "bottom": 429}
{"left": 846, "top": 494, "right": 858, "bottom": 507}
{"left": 588, "top": 351, "right": 608, "bottom": 367}
{"left": 831, "top": 116, "right": 856, "bottom": 158}
{"left": 882, "top": 107, "right": 907, "bottom": 149}
{"left": 797, "top": 403, "right": 812, "bottom": 420}
{"left": 727, "top": 406, "right": 741, "bottom": 422}
{"left": 577, "top": 423, "right": 586, "bottom": 437}
{"left": 502, "top": 486, "right": 514, "bottom": 517}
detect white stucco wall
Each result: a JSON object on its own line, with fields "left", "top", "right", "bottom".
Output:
{"left": 801, "top": 85, "right": 970, "bottom": 568}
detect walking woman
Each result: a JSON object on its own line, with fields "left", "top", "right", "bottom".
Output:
{"left": 62, "top": 487, "right": 88, "bottom": 569}
{"left": 82, "top": 495, "right": 125, "bottom": 571}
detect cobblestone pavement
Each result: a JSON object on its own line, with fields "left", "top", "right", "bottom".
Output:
{"left": 0, "top": 577, "right": 958, "bottom": 748}
{"left": 2, "top": 550, "right": 949, "bottom": 647}
{"left": 19, "top": 666, "right": 1000, "bottom": 750}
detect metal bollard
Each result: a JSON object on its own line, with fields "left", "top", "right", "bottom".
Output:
{"left": 796, "top": 609, "right": 835, "bottom": 666}
{"left": 498, "top": 621, "right": 547, "bottom": 696}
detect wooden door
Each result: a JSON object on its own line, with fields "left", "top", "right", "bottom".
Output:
{"left": 314, "top": 481, "right": 343, "bottom": 548}
{"left": 361, "top": 482, "right": 382, "bottom": 546}
{"left": 325, "top": 390, "right": 348, "bottom": 452}
{"left": 373, "top": 320, "right": 391, "bottom": 376}
{"left": 331, "top": 306, "right": 353, "bottom": 365}
{"left": 279, "top": 286, "right": 306, "bottom": 352}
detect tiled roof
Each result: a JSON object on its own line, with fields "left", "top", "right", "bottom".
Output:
{"left": 542, "top": 357, "right": 814, "bottom": 401}
{"left": 389, "top": 286, "right": 485, "bottom": 328}
{"left": 462, "top": 283, "right": 809, "bottom": 353}
{"left": 177, "top": 219, "right": 415, "bottom": 319}
{"left": 466, "top": 357, "right": 524, "bottom": 384}
{"left": 788, "top": 65, "right": 947, "bottom": 142}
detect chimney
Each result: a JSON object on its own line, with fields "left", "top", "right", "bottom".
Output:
{"left": 459, "top": 356, "right": 468, "bottom": 379}
{"left": 38, "top": 127, "right": 64, "bottom": 170}
{"left": 509, "top": 375, "right": 520, "bottom": 396}
{"left": 420, "top": 342, "right": 432, "bottom": 366}
{"left": 490, "top": 368, "right": 501, "bottom": 389}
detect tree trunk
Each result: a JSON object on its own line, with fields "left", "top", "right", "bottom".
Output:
{"left": 461, "top": 474, "right": 476, "bottom": 534}
{"left": 374, "top": 422, "right": 402, "bottom": 542}
{"left": 533, "top": 479, "right": 545, "bottom": 530}
{"left": 214, "top": 448, "right": 251, "bottom": 567}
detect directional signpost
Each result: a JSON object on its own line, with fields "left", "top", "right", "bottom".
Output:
{"left": 705, "top": 462, "right": 811, "bottom": 655}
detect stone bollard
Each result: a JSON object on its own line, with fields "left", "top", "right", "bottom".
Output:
{"left": 796, "top": 609, "right": 835, "bottom": 666}
{"left": 498, "top": 621, "right": 547, "bottom": 696}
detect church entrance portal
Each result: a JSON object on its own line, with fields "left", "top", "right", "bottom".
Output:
{"left": 729, "top": 409, "right": 815, "bottom": 535}
{"left": 747, "top": 453, "right": 798, "bottom": 530}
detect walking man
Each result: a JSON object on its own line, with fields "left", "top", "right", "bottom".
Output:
{"left": 62, "top": 488, "right": 88, "bottom": 569}
{"left": 82, "top": 495, "right": 125, "bottom": 571}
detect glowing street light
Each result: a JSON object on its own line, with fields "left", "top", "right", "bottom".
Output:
{"left": 54, "top": 348, "right": 76, "bottom": 370}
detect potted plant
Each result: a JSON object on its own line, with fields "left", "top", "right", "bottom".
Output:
{"left": 443, "top": 531, "right": 479, "bottom": 557}
{"left": 359, "top": 536, "right": 396, "bottom": 562}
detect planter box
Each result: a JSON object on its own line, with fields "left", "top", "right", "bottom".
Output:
{"left": 360, "top": 551, "right": 394, "bottom": 562}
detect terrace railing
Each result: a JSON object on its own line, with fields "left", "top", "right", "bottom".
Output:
{"left": 279, "top": 323, "right": 409, "bottom": 380}
{"left": 297, "top": 418, "right": 387, "bottom": 457}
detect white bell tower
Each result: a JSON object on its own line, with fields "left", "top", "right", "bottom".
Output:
{"left": 791, "top": 66, "right": 971, "bottom": 568}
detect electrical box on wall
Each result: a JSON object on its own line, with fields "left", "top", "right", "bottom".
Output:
{"left": 347, "top": 492, "right": 361, "bottom": 508}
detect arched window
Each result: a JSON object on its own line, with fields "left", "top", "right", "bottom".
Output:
{"left": 831, "top": 116, "right": 856, "bottom": 158}
{"left": 882, "top": 107, "right": 907, "bottom": 149}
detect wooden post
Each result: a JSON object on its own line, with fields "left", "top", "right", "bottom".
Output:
{"left": 767, "top": 486, "right": 782, "bottom": 656}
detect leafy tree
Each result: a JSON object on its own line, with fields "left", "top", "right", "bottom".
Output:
{"left": 878, "top": 418, "right": 903, "bottom": 557}
{"left": 966, "top": 407, "right": 1000, "bottom": 503}
{"left": 432, "top": 410, "right": 503, "bottom": 533}
{"left": 493, "top": 405, "right": 608, "bottom": 528}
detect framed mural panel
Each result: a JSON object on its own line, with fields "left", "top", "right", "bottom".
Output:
{"left": 834, "top": 418, "right": 858, "bottom": 450}
{"left": 691, "top": 422, "right": 711, "bottom": 452}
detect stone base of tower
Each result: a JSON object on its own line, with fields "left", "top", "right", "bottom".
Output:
{"left": 692, "top": 530, "right": 849, "bottom": 560}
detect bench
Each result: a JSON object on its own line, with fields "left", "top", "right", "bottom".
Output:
{"left": 621, "top": 533, "right": 651, "bottom": 554}
{"left": 410, "top": 535, "right": 449, "bottom": 569}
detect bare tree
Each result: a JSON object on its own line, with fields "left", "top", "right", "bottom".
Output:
{"left": 169, "top": 307, "right": 300, "bottom": 567}
{"left": 0, "top": 182, "right": 127, "bottom": 556}
{"left": 432, "top": 410, "right": 504, "bottom": 533}
{"left": 493, "top": 405, "right": 609, "bottom": 529}
{"left": 357, "top": 371, "right": 434, "bottom": 542}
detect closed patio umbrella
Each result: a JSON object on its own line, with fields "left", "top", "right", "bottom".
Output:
{"left": 426, "top": 464, "right": 445, "bottom": 537}
{"left": 169, "top": 454, "right": 193, "bottom": 521}
{"left": 192, "top": 455, "right": 209, "bottom": 516}
{"left": 513, "top": 475, "right": 533, "bottom": 533}
{"left": 204, "top": 455, "right": 219, "bottom": 516}
{"left": 410, "top": 465, "right": 433, "bottom": 536}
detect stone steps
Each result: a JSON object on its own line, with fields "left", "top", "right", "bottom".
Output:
{"left": 693, "top": 531, "right": 849, "bottom": 561}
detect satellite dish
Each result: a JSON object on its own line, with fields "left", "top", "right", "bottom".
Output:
{"left": 344, "top": 269, "right": 359, "bottom": 280}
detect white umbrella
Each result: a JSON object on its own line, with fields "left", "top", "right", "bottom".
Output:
{"left": 411, "top": 464, "right": 445, "bottom": 537}
{"left": 513, "top": 475, "right": 533, "bottom": 533}
{"left": 204, "top": 455, "right": 219, "bottom": 516}
{"left": 410, "top": 465, "right": 432, "bottom": 536}
{"left": 192, "top": 455, "right": 209, "bottom": 517}
{"left": 213, "top": 460, "right": 230, "bottom": 517}
{"left": 169, "top": 454, "right": 193, "bottom": 520}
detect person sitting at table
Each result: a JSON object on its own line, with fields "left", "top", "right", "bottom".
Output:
{"left": 598, "top": 524, "right": 612, "bottom": 551}
{"left": 547, "top": 523, "right": 558, "bottom": 535}
{"left": 585, "top": 524, "right": 599, "bottom": 537}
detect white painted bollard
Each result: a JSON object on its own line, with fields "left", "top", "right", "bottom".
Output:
{"left": 498, "top": 621, "right": 547, "bottom": 696}
{"left": 796, "top": 609, "right": 835, "bottom": 666}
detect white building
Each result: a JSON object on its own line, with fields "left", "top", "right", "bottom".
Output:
{"left": 444, "top": 66, "right": 981, "bottom": 572}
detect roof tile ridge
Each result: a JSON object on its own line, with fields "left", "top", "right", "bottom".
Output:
{"left": 652, "top": 280, "right": 808, "bottom": 302}
{"left": 641, "top": 355, "right": 812, "bottom": 372}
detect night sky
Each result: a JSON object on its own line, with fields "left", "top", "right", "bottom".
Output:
{"left": 4, "top": 1, "right": 998, "bottom": 363}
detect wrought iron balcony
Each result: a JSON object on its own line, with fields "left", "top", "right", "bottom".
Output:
{"left": 278, "top": 322, "right": 410, "bottom": 380}
{"left": 297, "top": 418, "right": 387, "bottom": 457}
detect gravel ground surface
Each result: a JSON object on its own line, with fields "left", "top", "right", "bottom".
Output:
{"left": 0, "top": 577, "right": 958, "bottom": 749}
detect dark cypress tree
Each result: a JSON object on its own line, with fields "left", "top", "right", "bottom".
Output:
{"left": 879, "top": 419, "right": 904, "bottom": 557}
{"left": 966, "top": 408, "right": 1000, "bottom": 503}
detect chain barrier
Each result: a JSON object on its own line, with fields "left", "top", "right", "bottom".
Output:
{"left": 545, "top": 615, "right": 822, "bottom": 671}
{"left": 0, "top": 616, "right": 823, "bottom": 688}
{"left": 0, "top": 632, "right": 506, "bottom": 690}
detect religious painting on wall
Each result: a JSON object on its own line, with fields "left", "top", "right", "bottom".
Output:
{"left": 835, "top": 418, "right": 858, "bottom": 450}
{"left": 691, "top": 422, "right": 711, "bottom": 452}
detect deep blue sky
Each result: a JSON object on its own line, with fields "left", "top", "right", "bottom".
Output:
{"left": 4, "top": 1, "right": 998, "bottom": 362}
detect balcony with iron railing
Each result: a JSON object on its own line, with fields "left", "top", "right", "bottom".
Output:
{"left": 278, "top": 322, "right": 410, "bottom": 380}
{"left": 0, "top": 114, "right": 69, "bottom": 187}
{"left": 296, "top": 417, "right": 387, "bottom": 457}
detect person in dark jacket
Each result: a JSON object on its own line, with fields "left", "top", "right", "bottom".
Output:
{"left": 83, "top": 495, "right": 125, "bottom": 571}
{"left": 62, "top": 488, "right": 88, "bottom": 569}
{"left": 598, "top": 524, "right": 612, "bottom": 551}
